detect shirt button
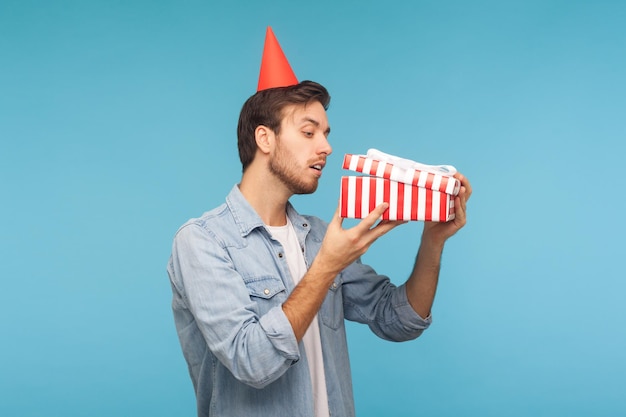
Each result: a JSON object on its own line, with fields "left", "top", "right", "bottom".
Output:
{"left": 331, "top": 282, "right": 338, "bottom": 289}
{"left": 278, "top": 252, "right": 284, "bottom": 258}
{"left": 302, "top": 223, "right": 308, "bottom": 227}
{"left": 264, "top": 289, "right": 270, "bottom": 295}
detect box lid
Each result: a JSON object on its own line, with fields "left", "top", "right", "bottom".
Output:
{"left": 342, "top": 149, "right": 461, "bottom": 195}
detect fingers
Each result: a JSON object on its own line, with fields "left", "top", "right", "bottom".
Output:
{"left": 358, "top": 204, "right": 409, "bottom": 242}
{"left": 452, "top": 172, "right": 471, "bottom": 227}
{"left": 333, "top": 201, "right": 406, "bottom": 241}
{"left": 355, "top": 202, "right": 389, "bottom": 232}
{"left": 457, "top": 187, "right": 467, "bottom": 214}
{"left": 454, "top": 195, "right": 467, "bottom": 227}
{"left": 330, "top": 206, "right": 344, "bottom": 228}
{"left": 454, "top": 172, "right": 472, "bottom": 202}
{"left": 370, "top": 219, "right": 406, "bottom": 239}
{"left": 453, "top": 180, "right": 469, "bottom": 228}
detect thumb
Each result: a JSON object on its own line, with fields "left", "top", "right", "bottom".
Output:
{"left": 331, "top": 205, "right": 345, "bottom": 229}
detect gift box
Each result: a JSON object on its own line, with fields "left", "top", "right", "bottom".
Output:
{"left": 339, "top": 149, "right": 461, "bottom": 222}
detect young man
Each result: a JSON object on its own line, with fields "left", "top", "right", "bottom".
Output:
{"left": 167, "top": 28, "right": 471, "bottom": 417}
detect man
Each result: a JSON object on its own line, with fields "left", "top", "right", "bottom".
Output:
{"left": 167, "top": 27, "right": 471, "bottom": 417}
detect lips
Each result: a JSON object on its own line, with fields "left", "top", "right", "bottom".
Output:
{"left": 309, "top": 159, "right": 326, "bottom": 169}
{"left": 309, "top": 160, "right": 326, "bottom": 175}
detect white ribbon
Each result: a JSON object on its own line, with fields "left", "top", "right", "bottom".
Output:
{"left": 366, "top": 148, "right": 457, "bottom": 176}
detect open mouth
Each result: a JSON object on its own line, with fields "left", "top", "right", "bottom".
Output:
{"left": 310, "top": 164, "right": 323, "bottom": 171}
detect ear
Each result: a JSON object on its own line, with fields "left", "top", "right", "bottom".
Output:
{"left": 254, "top": 125, "right": 274, "bottom": 155}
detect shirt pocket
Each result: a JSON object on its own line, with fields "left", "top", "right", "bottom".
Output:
{"left": 319, "top": 275, "right": 344, "bottom": 330}
{"left": 243, "top": 275, "right": 287, "bottom": 316}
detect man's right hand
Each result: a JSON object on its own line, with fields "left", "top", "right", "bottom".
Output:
{"left": 314, "top": 202, "right": 407, "bottom": 277}
{"left": 283, "top": 202, "right": 405, "bottom": 341}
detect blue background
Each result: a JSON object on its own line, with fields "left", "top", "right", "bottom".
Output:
{"left": 2, "top": 1, "right": 625, "bottom": 416}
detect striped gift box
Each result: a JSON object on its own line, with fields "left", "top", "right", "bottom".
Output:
{"left": 339, "top": 152, "right": 459, "bottom": 222}
{"left": 342, "top": 153, "right": 461, "bottom": 195}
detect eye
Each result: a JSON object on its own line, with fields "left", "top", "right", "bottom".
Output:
{"left": 303, "top": 131, "right": 314, "bottom": 138}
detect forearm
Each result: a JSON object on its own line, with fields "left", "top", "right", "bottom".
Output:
{"left": 281, "top": 202, "right": 405, "bottom": 341}
{"left": 405, "top": 231, "right": 446, "bottom": 318}
{"left": 405, "top": 171, "right": 471, "bottom": 317}
{"left": 282, "top": 259, "right": 339, "bottom": 341}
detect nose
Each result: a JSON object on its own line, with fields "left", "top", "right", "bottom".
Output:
{"left": 318, "top": 134, "right": 332, "bottom": 156}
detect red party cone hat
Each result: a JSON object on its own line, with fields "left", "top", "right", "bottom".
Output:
{"left": 257, "top": 27, "right": 298, "bottom": 91}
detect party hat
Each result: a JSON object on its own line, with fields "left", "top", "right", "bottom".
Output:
{"left": 257, "top": 26, "right": 298, "bottom": 91}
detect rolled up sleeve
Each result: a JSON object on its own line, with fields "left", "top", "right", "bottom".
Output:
{"left": 168, "top": 223, "right": 300, "bottom": 388}
{"left": 341, "top": 259, "right": 432, "bottom": 342}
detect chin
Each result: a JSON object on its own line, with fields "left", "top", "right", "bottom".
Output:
{"left": 292, "top": 182, "right": 319, "bottom": 195}
{"left": 293, "top": 187, "right": 317, "bottom": 195}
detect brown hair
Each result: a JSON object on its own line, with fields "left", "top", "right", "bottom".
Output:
{"left": 237, "top": 80, "right": 331, "bottom": 171}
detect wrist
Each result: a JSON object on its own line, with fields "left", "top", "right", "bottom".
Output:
{"left": 421, "top": 225, "right": 447, "bottom": 248}
{"left": 307, "top": 257, "right": 342, "bottom": 284}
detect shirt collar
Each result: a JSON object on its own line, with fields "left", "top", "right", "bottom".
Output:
{"left": 225, "top": 184, "right": 307, "bottom": 238}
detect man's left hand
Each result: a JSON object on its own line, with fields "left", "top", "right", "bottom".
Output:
{"left": 422, "top": 172, "right": 472, "bottom": 244}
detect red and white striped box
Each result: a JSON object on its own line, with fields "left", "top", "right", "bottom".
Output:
{"left": 339, "top": 151, "right": 460, "bottom": 222}
{"left": 342, "top": 153, "right": 461, "bottom": 195}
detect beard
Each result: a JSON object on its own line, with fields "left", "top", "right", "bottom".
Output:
{"left": 269, "top": 138, "right": 319, "bottom": 195}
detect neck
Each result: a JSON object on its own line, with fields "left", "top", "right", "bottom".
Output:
{"left": 239, "top": 163, "right": 292, "bottom": 226}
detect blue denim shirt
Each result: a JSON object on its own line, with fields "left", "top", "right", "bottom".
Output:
{"left": 167, "top": 185, "right": 431, "bottom": 417}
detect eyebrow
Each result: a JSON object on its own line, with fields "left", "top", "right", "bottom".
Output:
{"left": 302, "top": 117, "right": 331, "bottom": 136}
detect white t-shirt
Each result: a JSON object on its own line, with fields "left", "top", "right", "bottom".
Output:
{"left": 266, "top": 218, "right": 329, "bottom": 417}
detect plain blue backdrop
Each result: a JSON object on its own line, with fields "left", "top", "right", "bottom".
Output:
{"left": 2, "top": 1, "right": 625, "bottom": 416}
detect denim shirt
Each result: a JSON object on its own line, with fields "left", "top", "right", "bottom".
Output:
{"left": 167, "top": 185, "right": 432, "bottom": 417}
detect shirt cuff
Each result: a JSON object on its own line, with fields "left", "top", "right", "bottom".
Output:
{"left": 393, "top": 283, "right": 433, "bottom": 330}
{"left": 259, "top": 305, "right": 301, "bottom": 362}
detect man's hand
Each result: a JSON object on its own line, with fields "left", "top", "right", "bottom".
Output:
{"left": 283, "top": 203, "right": 404, "bottom": 340}
{"left": 314, "top": 202, "right": 406, "bottom": 277}
{"left": 283, "top": 175, "right": 470, "bottom": 340}
{"left": 405, "top": 172, "right": 472, "bottom": 317}
{"left": 422, "top": 172, "right": 472, "bottom": 244}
